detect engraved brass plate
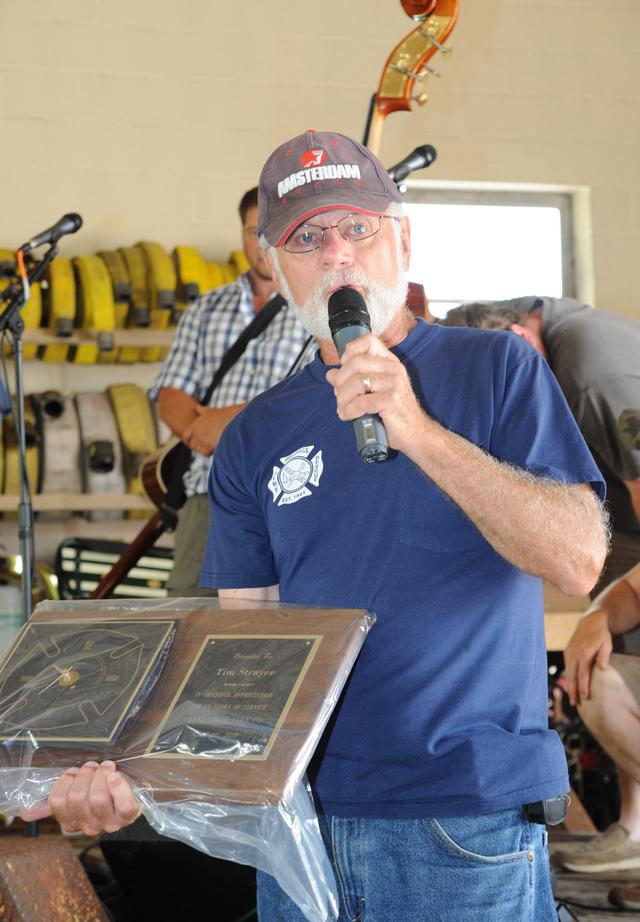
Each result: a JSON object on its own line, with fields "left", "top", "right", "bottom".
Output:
{"left": 146, "top": 635, "right": 320, "bottom": 760}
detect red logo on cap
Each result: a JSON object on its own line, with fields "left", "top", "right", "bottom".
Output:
{"left": 300, "top": 148, "right": 327, "bottom": 169}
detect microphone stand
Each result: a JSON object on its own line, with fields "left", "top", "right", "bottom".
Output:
{"left": 0, "top": 244, "right": 58, "bottom": 624}
{"left": 0, "top": 247, "right": 59, "bottom": 842}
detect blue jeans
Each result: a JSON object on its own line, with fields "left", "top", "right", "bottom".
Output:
{"left": 257, "top": 809, "right": 556, "bottom": 921}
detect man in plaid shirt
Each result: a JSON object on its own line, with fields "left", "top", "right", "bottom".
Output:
{"left": 149, "top": 187, "right": 313, "bottom": 595}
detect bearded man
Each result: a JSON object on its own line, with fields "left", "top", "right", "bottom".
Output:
{"left": 32, "top": 132, "right": 609, "bottom": 921}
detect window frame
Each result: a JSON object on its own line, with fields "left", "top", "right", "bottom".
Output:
{"left": 402, "top": 182, "right": 580, "bottom": 312}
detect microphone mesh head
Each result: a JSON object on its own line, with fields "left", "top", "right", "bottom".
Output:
{"left": 64, "top": 213, "right": 83, "bottom": 232}
{"left": 328, "top": 287, "right": 371, "bottom": 336}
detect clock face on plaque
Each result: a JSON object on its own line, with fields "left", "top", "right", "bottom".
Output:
{"left": 0, "top": 619, "right": 175, "bottom": 743}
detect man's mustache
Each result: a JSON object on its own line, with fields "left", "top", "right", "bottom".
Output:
{"left": 318, "top": 270, "right": 408, "bottom": 305}
{"left": 318, "top": 271, "right": 370, "bottom": 302}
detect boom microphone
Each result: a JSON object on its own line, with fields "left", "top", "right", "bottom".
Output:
{"left": 20, "top": 213, "right": 83, "bottom": 253}
{"left": 328, "top": 287, "right": 389, "bottom": 464}
{"left": 386, "top": 144, "right": 437, "bottom": 183}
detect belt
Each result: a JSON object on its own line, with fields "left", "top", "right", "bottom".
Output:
{"left": 523, "top": 794, "right": 569, "bottom": 825}
{"left": 107, "top": 384, "right": 157, "bottom": 518}
{"left": 75, "top": 391, "right": 126, "bottom": 521}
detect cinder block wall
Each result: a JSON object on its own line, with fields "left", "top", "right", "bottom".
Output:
{"left": 0, "top": 0, "right": 638, "bottom": 316}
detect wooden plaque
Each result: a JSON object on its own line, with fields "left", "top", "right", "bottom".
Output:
{"left": 0, "top": 602, "right": 372, "bottom": 806}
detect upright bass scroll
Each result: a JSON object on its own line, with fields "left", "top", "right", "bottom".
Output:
{"left": 364, "top": 0, "right": 459, "bottom": 156}
{"left": 400, "top": 0, "right": 437, "bottom": 17}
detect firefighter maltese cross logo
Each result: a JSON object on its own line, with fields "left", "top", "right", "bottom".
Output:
{"left": 268, "top": 445, "right": 323, "bottom": 506}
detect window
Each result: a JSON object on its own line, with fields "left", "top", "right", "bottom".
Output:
{"left": 403, "top": 186, "right": 577, "bottom": 319}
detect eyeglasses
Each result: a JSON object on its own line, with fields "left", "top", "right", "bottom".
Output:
{"left": 282, "top": 214, "right": 399, "bottom": 254}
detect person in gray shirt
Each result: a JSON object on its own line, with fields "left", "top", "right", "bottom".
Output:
{"left": 443, "top": 296, "right": 640, "bottom": 605}
{"left": 443, "top": 295, "right": 640, "bottom": 874}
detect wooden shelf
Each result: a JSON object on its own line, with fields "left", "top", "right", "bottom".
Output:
{"left": 0, "top": 494, "right": 154, "bottom": 512}
{"left": 0, "top": 514, "right": 174, "bottom": 560}
{"left": 22, "top": 329, "right": 174, "bottom": 347}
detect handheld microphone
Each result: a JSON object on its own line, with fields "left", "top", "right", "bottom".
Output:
{"left": 328, "top": 287, "right": 389, "bottom": 464}
{"left": 386, "top": 144, "right": 437, "bottom": 183}
{"left": 20, "top": 213, "right": 83, "bottom": 253}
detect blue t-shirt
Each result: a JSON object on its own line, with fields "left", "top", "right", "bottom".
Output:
{"left": 201, "top": 320, "right": 605, "bottom": 818}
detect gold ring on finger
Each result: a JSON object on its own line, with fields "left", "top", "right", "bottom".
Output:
{"left": 362, "top": 375, "right": 372, "bottom": 394}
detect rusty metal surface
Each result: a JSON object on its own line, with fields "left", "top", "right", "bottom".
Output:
{"left": 0, "top": 834, "right": 108, "bottom": 922}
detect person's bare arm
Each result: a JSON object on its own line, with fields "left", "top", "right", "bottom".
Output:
{"left": 158, "top": 387, "right": 244, "bottom": 456}
{"left": 219, "top": 586, "right": 280, "bottom": 602}
{"left": 408, "top": 430, "right": 605, "bottom": 597}
{"left": 158, "top": 387, "right": 201, "bottom": 438}
{"left": 591, "top": 562, "right": 640, "bottom": 635}
{"left": 327, "top": 334, "right": 608, "bottom": 597}
{"left": 564, "top": 562, "right": 640, "bottom": 706}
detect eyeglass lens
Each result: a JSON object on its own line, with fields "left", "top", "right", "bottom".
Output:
{"left": 284, "top": 214, "right": 382, "bottom": 252}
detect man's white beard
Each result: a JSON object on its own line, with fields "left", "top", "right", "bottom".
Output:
{"left": 274, "top": 264, "right": 409, "bottom": 341}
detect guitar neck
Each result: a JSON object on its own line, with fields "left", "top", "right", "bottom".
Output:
{"left": 90, "top": 511, "right": 166, "bottom": 599}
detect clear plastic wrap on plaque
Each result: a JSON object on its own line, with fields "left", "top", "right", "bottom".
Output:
{"left": 0, "top": 598, "right": 374, "bottom": 922}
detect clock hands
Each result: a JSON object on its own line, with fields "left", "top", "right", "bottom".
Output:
{"left": 38, "top": 672, "right": 69, "bottom": 696}
{"left": 38, "top": 665, "right": 81, "bottom": 694}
